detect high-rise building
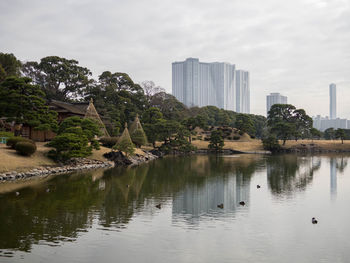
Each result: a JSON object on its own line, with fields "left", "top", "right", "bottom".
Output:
{"left": 330, "top": 83, "right": 336, "bottom": 119}
{"left": 236, "top": 70, "right": 250, "bottom": 113}
{"left": 266, "top": 93, "right": 288, "bottom": 116}
{"left": 172, "top": 58, "right": 249, "bottom": 112}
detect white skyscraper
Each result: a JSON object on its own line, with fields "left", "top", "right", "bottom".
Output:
{"left": 330, "top": 83, "right": 336, "bottom": 119}
{"left": 172, "top": 58, "right": 249, "bottom": 112}
{"left": 236, "top": 70, "right": 250, "bottom": 113}
{"left": 266, "top": 93, "right": 288, "bottom": 116}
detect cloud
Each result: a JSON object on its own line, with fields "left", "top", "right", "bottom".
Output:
{"left": 0, "top": 0, "right": 349, "bottom": 117}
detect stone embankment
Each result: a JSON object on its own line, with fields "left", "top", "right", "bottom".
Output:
{"left": 103, "top": 151, "right": 158, "bottom": 166}
{"left": 0, "top": 158, "right": 113, "bottom": 182}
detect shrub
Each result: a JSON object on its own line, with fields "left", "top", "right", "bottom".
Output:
{"left": 233, "top": 136, "right": 240, "bottom": 140}
{"left": 99, "top": 137, "right": 119, "bottom": 148}
{"left": 47, "top": 133, "right": 91, "bottom": 161}
{"left": 6, "top": 137, "right": 34, "bottom": 149}
{"left": 15, "top": 141, "right": 37, "bottom": 156}
{"left": 0, "top": 131, "right": 14, "bottom": 138}
{"left": 250, "top": 135, "right": 256, "bottom": 139}
{"left": 262, "top": 135, "right": 281, "bottom": 152}
{"left": 238, "top": 130, "right": 244, "bottom": 136}
{"left": 197, "top": 135, "right": 202, "bottom": 140}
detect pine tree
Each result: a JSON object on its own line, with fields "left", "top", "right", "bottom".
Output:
{"left": 113, "top": 123, "right": 135, "bottom": 156}
{"left": 130, "top": 114, "right": 148, "bottom": 148}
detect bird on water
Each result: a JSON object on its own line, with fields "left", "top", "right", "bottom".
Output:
{"left": 239, "top": 201, "right": 245, "bottom": 206}
{"left": 312, "top": 217, "right": 318, "bottom": 224}
{"left": 257, "top": 185, "right": 261, "bottom": 189}
{"left": 155, "top": 204, "right": 161, "bottom": 209}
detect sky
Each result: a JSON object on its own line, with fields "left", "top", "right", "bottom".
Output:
{"left": 1, "top": 0, "right": 349, "bottom": 118}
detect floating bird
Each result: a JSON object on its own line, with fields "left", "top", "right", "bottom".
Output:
{"left": 217, "top": 203, "right": 224, "bottom": 209}
{"left": 15, "top": 192, "right": 20, "bottom": 196}
{"left": 257, "top": 185, "right": 261, "bottom": 189}
{"left": 46, "top": 188, "right": 50, "bottom": 193}
{"left": 155, "top": 204, "right": 161, "bottom": 209}
{"left": 239, "top": 201, "right": 245, "bottom": 206}
{"left": 312, "top": 217, "right": 318, "bottom": 224}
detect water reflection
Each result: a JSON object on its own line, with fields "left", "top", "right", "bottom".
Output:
{"left": 1, "top": 154, "right": 350, "bottom": 260}
{"left": 267, "top": 155, "right": 321, "bottom": 197}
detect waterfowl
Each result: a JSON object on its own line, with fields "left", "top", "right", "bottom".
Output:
{"left": 217, "top": 203, "right": 224, "bottom": 209}
{"left": 239, "top": 201, "right": 245, "bottom": 206}
{"left": 15, "top": 192, "right": 20, "bottom": 196}
{"left": 257, "top": 185, "right": 261, "bottom": 189}
{"left": 155, "top": 204, "right": 161, "bottom": 209}
{"left": 312, "top": 217, "right": 318, "bottom": 224}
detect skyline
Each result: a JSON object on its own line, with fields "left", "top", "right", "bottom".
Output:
{"left": 1, "top": 0, "right": 349, "bottom": 118}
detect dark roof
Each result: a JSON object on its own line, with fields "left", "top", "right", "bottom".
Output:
{"left": 49, "top": 100, "right": 88, "bottom": 115}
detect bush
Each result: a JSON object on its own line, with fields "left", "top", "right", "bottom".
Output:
{"left": 99, "top": 137, "right": 119, "bottom": 148}
{"left": 250, "top": 135, "right": 256, "bottom": 139}
{"left": 47, "top": 133, "right": 91, "bottom": 161}
{"left": 15, "top": 141, "right": 37, "bottom": 156}
{"left": 238, "top": 130, "right": 244, "bottom": 136}
{"left": 262, "top": 135, "right": 281, "bottom": 152}
{"left": 233, "top": 136, "right": 240, "bottom": 140}
{"left": 0, "top": 131, "right": 14, "bottom": 138}
{"left": 6, "top": 137, "right": 34, "bottom": 149}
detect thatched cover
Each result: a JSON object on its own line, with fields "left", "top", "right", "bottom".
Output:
{"left": 85, "top": 98, "right": 110, "bottom": 137}
{"left": 129, "top": 114, "right": 144, "bottom": 134}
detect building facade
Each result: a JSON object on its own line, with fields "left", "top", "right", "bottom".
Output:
{"left": 330, "top": 83, "right": 336, "bottom": 119}
{"left": 266, "top": 93, "right": 288, "bottom": 116}
{"left": 172, "top": 58, "right": 249, "bottom": 113}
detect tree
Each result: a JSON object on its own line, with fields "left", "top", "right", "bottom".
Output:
{"left": 267, "top": 104, "right": 312, "bottom": 145}
{"left": 262, "top": 135, "right": 281, "bottom": 152}
{"left": 113, "top": 124, "right": 135, "bottom": 156}
{"left": 235, "top": 114, "right": 256, "bottom": 136}
{"left": 208, "top": 130, "right": 224, "bottom": 153}
{"left": 0, "top": 53, "right": 22, "bottom": 81}
{"left": 142, "top": 107, "right": 164, "bottom": 147}
{"left": 182, "top": 115, "right": 207, "bottom": 142}
{"left": 0, "top": 77, "right": 57, "bottom": 134}
{"left": 324, "top": 128, "right": 335, "bottom": 140}
{"left": 22, "top": 56, "right": 93, "bottom": 101}
{"left": 140, "top": 80, "right": 165, "bottom": 103}
{"left": 310, "top": 128, "right": 322, "bottom": 141}
{"left": 335, "top": 129, "right": 346, "bottom": 144}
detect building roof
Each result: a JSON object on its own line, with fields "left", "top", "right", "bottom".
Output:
{"left": 49, "top": 100, "right": 89, "bottom": 115}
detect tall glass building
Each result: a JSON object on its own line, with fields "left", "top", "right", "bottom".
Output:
{"left": 172, "top": 58, "right": 250, "bottom": 113}
{"left": 329, "top": 83, "right": 336, "bottom": 119}
{"left": 266, "top": 93, "right": 288, "bottom": 116}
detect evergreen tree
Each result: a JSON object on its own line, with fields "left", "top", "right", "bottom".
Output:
{"left": 208, "top": 130, "right": 224, "bottom": 153}
{"left": 114, "top": 124, "right": 135, "bottom": 156}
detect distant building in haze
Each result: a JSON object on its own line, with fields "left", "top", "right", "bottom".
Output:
{"left": 330, "top": 83, "right": 336, "bottom": 119}
{"left": 266, "top": 93, "right": 288, "bottom": 116}
{"left": 172, "top": 58, "right": 250, "bottom": 113}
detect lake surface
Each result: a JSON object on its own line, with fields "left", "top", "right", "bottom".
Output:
{"left": 0, "top": 154, "right": 350, "bottom": 263}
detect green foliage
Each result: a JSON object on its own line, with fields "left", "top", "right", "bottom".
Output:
{"left": 267, "top": 104, "right": 312, "bottom": 145}
{"left": 335, "top": 128, "right": 346, "bottom": 144}
{"left": 262, "top": 135, "right": 281, "bottom": 152}
{"left": 15, "top": 141, "right": 37, "bottom": 156}
{"left": 48, "top": 133, "right": 91, "bottom": 161}
{"left": 310, "top": 128, "right": 322, "bottom": 140}
{"left": 22, "top": 56, "right": 93, "bottom": 101}
{"left": 6, "top": 137, "right": 34, "bottom": 149}
{"left": 233, "top": 136, "right": 240, "bottom": 140}
{"left": 0, "top": 77, "right": 58, "bottom": 131}
{"left": 208, "top": 130, "right": 224, "bottom": 153}
{"left": 58, "top": 117, "right": 102, "bottom": 140}
{"left": 113, "top": 126, "right": 135, "bottom": 156}
{"left": 0, "top": 131, "right": 14, "bottom": 138}
{"left": 131, "top": 128, "right": 147, "bottom": 148}
{"left": 0, "top": 53, "right": 22, "bottom": 81}
{"left": 99, "top": 137, "right": 119, "bottom": 148}
{"left": 324, "top": 128, "right": 335, "bottom": 140}
{"left": 142, "top": 107, "right": 164, "bottom": 147}
{"left": 235, "top": 114, "right": 256, "bottom": 135}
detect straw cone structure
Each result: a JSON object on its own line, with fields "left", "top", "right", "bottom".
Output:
{"left": 85, "top": 98, "right": 110, "bottom": 137}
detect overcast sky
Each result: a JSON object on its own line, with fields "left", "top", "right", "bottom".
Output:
{"left": 1, "top": 0, "right": 349, "bottom": 117}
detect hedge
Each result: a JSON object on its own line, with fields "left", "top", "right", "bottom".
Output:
{"left": 15, "top": 141, "right": 37, "bottom": 156}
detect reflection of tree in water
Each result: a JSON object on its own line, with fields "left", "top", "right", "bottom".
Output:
{"left": 335, "top": 156, "right": 348, "bottom": 173}
{"left": 267, "top": 155, "right": 321, "bottom": 196}
{"left": 0, "top": 155, "right": 266, "bottom": 253}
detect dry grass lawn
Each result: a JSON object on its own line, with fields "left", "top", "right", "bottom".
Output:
{"left": 0, "top": 142, "right": 56, "bottom": 173}
{"left": 282, "top": 139, "right": 350, "bottom": 151}
{"left": 192, "top": 139, "right": 264, "bottom": 152}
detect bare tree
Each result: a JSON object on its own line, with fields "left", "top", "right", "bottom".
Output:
{"left": 140, "top": 80, "right": 165, "bottom": 102}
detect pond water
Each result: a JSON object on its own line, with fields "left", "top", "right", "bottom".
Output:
{"left": 0, "top": 154, "right": 350, "bottom": 263}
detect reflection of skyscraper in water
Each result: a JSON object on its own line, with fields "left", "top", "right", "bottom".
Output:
{"left": 172, "top": 174, "right": 250, "bottom": 224}
{"left": 330, "top": 158, "right": 337, "bottom": 199}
